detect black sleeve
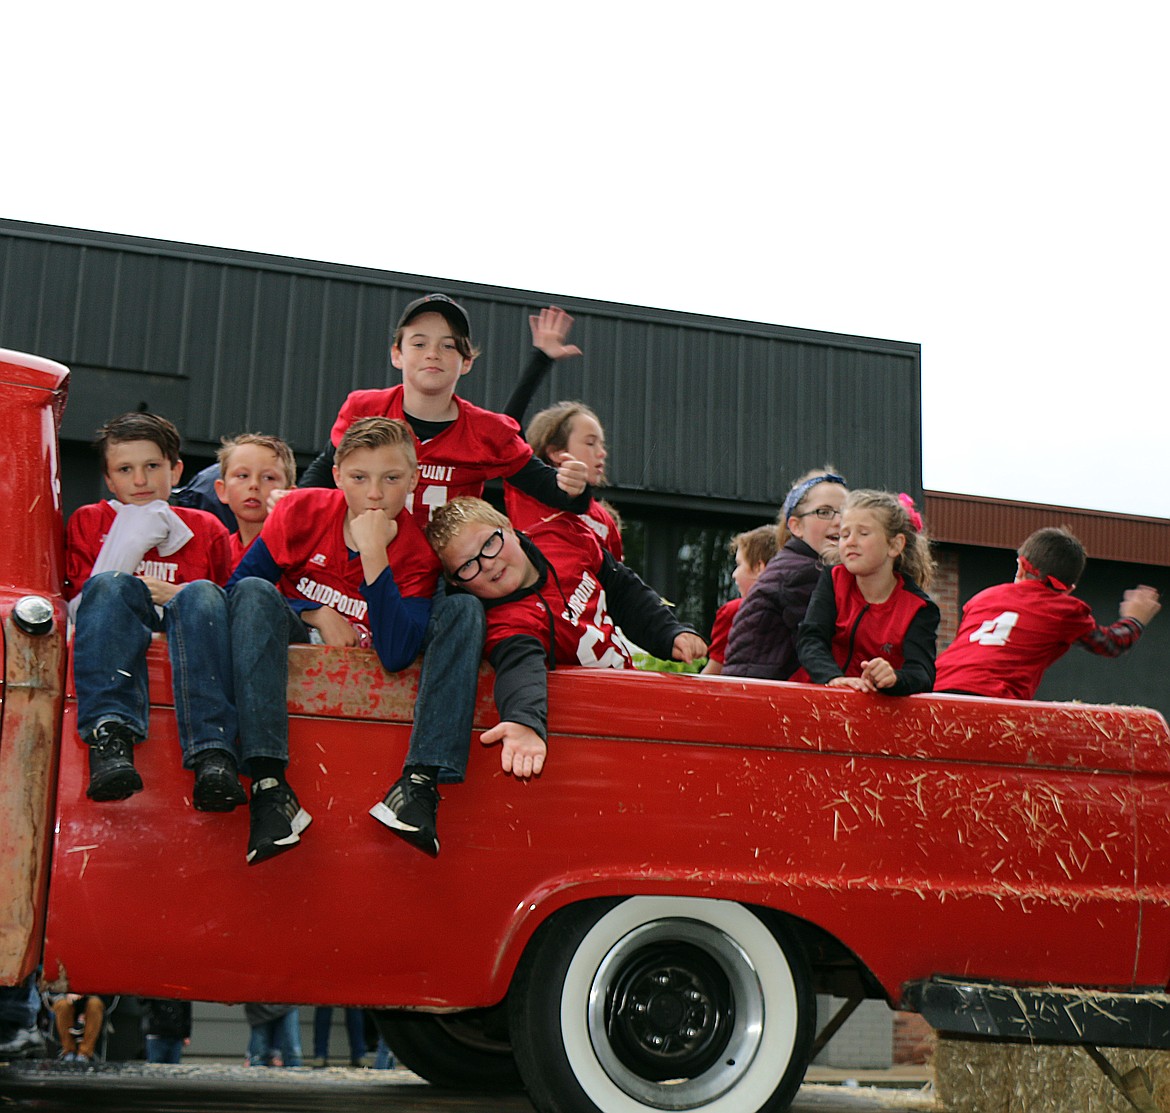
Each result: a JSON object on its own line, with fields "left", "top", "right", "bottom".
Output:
{"left": 598, "top": 553, "right": 695, "bottom": 660}
{"left": 488, "top": 635, "right": 549, "bottom": 740}
{"left": 298, "top": 443, "right": 337, "bottom": 489}
{"left": 502, "top": 350, "right": 554, "bottom": 425}
{"left": 170, "top": 462, "right": 238, "bottom": 531}
{"left": 884, "top": 599, "right": 940, "bottom": 696}
{"left": 795, "top": 569, "right": 844, "bottom": 683}
{"left": 505, "top": 456, "right": 592, "bottom": 513}
{"left": 779, "top": 563, "right": 823, "bottom": 632}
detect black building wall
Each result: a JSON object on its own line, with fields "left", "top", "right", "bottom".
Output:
{"left": 0, "top": 219, "right": 923, "bottom": 630}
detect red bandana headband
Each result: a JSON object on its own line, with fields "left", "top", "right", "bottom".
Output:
{"left": 1019, "top": 554, "right": 1072, "bottom": 593}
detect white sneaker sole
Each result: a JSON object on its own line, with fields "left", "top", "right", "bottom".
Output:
{"left": 369, "top": 801, "right": 439, "bottom": 855}
{"left": 246, "top": 808, "right": 313, "bottom": 864}
{"left": 368, "top": 800, "right": 414, "bottom": 831}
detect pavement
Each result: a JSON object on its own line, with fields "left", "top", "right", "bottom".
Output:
{"left": 177, "top": 1058, "right": 934, "bottom": 1087}
{"left": 3, "top": 1055, "right": 935, "bottom": 1089}
{"left": 202, "top": 1059, "right": 935, "bottom": 1083}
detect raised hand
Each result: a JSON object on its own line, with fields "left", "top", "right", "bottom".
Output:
{"left": 529, "top": 306, "right": 582, "bottom": 362}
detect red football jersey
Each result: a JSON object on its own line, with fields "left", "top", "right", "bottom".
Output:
{"left": 483, "top": 513, "right": 634, "bottom": 669}
{"left": 330, "top": 385, "right": 532, "bottom": 530}
{"left": 228, "top": 531, "right": 254, "bottom": 571}
{"left": 934, "top": 580, "right": 1100, "bottom": 700}
{"left": 505, "top": 486, "right": 623, "bottom": 561}
{"left": 65, "top": 501, "right": 233, "bottom": 600}
{"left": 259, "top": 488, "right": 438, "bottom": 629}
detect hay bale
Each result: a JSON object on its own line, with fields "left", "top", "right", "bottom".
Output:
{"left": 933, "top": 1036, "right": 1170, "bottom": 1112}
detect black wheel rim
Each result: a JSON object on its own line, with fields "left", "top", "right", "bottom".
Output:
{"left": 605, "top": 941, "right": 734, "bottom": 1081}
{"left": 584, "top": 916, "right": 769, "bottom": 1109}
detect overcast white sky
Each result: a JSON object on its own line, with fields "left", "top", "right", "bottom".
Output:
{"left": 4, "top": 2, "right": 1168, "bottom": 518}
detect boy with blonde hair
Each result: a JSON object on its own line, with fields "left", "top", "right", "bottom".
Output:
{"left": 374, "top": 498, "right": 704, "bottom": 855}
{"left": 228, "top": 417, "right": 440, "bottom": 862}
{"left": 214, "top": 433, "right": 297, "bottom": 565}
{"left": 935, "top": 527, "right": 1160, "bottom": 700}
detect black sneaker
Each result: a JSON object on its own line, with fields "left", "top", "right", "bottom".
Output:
{"left": 85, "top": 722, "right": 144, "bottom": 801}
{"left": 192, "top": 749, "right": 247, "bottom": 813}
{"left": 247, "top": 778, "right": 311, "bottom": 865}
{"left": 369, "top": 771, "right": 440, "bottom": 857}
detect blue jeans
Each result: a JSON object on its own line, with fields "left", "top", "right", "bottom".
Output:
{"left": 405, "top": 583, "right": 485, "bottom": 783}
{"left": 74, "top": 573, "right": 236, "bottom": 767}
{"left": 374, "top": 1035, "right": 395, "bottom": 1069}
{"left": 312, "top": 1006, "right": 366, "bottom": 1061}
{"left": 227, "top": 578, "right": 311, "bottom": 776}
{"left": 0, "top": 974, "right": 38, "bottom": 1028}
{"left": 146, "top": 1035, "right": 184, "bottom": 1063}
{"left": 247, "top": 1008, "right": 302, "bottom": 1067}
{"left": 226, "top": 578, "right": 481, "bottom": 782}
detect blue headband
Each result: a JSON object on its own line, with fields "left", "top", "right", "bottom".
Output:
{"left": 781, "top": 473, "right": 846, "bottom": 523}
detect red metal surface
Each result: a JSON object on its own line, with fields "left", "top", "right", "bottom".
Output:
{"left": 42, "top": 645, "right": 1170, "bottom": 1009}
{"left": 5, "top": 345, "right": 1170, "bottom": 1021}
{"left": 0, "top": 349, "right": 69, "bottom": 983}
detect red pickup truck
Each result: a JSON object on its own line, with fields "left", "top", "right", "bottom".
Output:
{"left": 4, "top": 346, "right": 1170, "bottom": 1113}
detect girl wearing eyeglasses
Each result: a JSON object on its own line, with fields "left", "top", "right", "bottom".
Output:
{"left": 721, "top": 468, "right": 847, "bottom": 681}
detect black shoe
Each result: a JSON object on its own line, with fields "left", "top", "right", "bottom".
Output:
{"left": 85, "top": 722, "right": 143, "bottom": 801}
{"left": 369, "top": 771, "right": 440, "bottom": 857}
{"left": 192, "top": 749, "right": 247, "bottom": 812}
{"left": 247, "top": 778, "right": 311, "bottom": 865}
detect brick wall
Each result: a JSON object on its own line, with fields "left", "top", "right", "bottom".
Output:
{"left": 933, "top": 548, "right": 961, "bottom": 650}
{"left": 893, "top": 1011, "right": 935, "bottom": 1064}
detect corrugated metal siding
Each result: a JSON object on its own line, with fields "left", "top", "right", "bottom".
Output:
{"left": 925, "top": 490, "right": 1170, "bottom": 568}
{"left": 0, "top": 220, "right": 922, "bottom": 515}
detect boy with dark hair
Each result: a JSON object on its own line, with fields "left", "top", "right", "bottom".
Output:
{"left": 935, "top": 527, "right": 1161, "bottom": 700}
{"left": 66, "top": 411, "right": 233, "bottom": 804}
{"left": 375, "top": 497, "right": 706, "bottom": 856}
{"left": 227, "top": 417, "right": 439, "bottom": 862}
{"left": 295, "top": 295, "right": 588, "bottom": 509}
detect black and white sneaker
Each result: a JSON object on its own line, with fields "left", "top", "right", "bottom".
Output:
{"left": 192, "top": 749, "right": 247, "bottom": 813}
{"left": 369, "top": 771, "right": 440, "bottom": 857}
{"left": 246, "top": 778, "right": 311, "bottom": 865}
{"left": 85, "top": 722, "right": 144, "bottom": 801}
{"left": 0, "top": 1025, "right": 46, "bottom": 1059}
